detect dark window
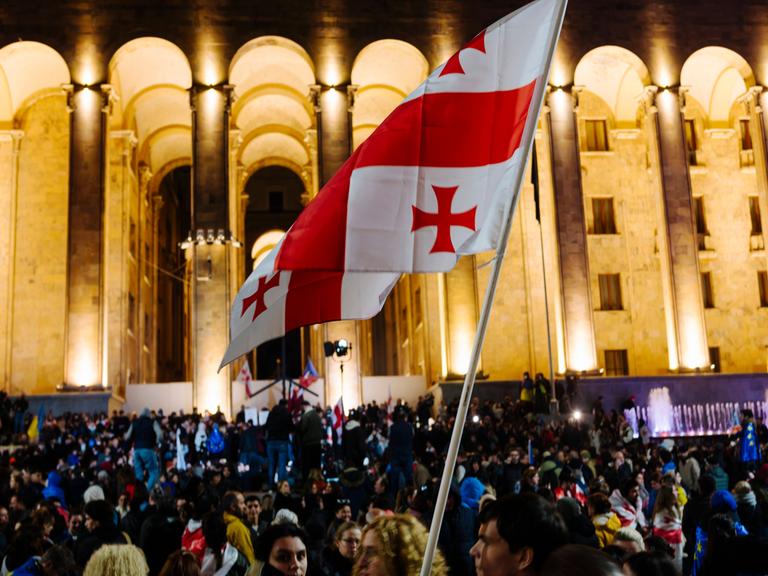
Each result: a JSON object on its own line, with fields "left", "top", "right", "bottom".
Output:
{"left": 709, "top": 347, "right": 721, "bottom": 373}
{"left": 129, "top": 219, "right": 137, "bottom": 257}
{"left": 413, "top": 287, "right": 423, "bottom": 327}
{"left": 759, "top": 271, "right": 768, "bottom": 308}
{"left": 694, "top": 196, "right": 708, "bottom": 250}
{"left": 268, "top": 190, "right": 284, "bottom": 213}
{"left": 592, "top": 198, "right": 617, "bottom": 234}
{"left": 750, "top": 197, "right": 763, "bottom": 236}
{"left": 584, "top": 119, "right": 608, "bottom": 152}
{"left": 740, "top": 119, "right": 753, "bottom": 151}
{"left": 701, "top": 272, "right": 714, "bottom": 309}
{"left": 128, "top": 293, "right": 136, "bottom": 333}
{"left": 598, "top": 274, "right": 622, "bottom": 311}
{"left": 684, "top": 119, "right": 697, "bottom": 165}
{"left": 604, "top": 349, "right": 629, "bottom": 376}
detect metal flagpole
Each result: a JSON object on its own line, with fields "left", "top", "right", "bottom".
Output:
{"left": 418, "top": 1, "right": 567, "bottom": 574}
{"left": 532, "top": 144, "right": 558, "bottom": 413}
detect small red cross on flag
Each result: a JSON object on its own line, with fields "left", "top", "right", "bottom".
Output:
{"left": 412, "top": 185, "right": 477, "bottom": 253}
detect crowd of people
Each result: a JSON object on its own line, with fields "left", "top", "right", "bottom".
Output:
{"left": 0, "top": 385, "right": 766, "bottom": 576}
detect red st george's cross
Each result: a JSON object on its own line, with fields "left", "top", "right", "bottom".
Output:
{"left": 412, "top": 185, "right": 477, "bottom": 253}
{"left": 241, "top": 272, "right": 281, "bottom": 321}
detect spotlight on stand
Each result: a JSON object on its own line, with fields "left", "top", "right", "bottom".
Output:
{"left": 323, "top": 339, "right": 351, "bottom": 358}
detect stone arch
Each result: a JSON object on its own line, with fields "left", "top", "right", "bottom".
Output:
{"left": 230, "top": 37, "right": 317, "bottom": 197}
{"left": 574, "top": 46, "right": 650, "bottom": 129}
{"left": 351, "top": 40, "right": 429, "bottom": 148}
{"left": 251, "top": 229, "right": 286, "bottom": 269}
{"left": 0, "top": 41, "right": 70, "bottom": 127}
{"left": 681, "top": 47, "right": 754, "bottom": 128}
{"left": 108, "top": 37, "right": 192, "bottom": 174}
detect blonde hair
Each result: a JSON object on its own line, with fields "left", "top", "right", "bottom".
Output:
{"left": 83, "top": 544, "right": 149, "bottom": 576}
{"left": 354, "top": 514, "right": 448, "bottom": 576}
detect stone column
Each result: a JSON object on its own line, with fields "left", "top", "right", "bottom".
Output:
{"left": 320, "top": 85, "right": 362, "bottom": 406}
{"left": 749, "top": 88, "right": 768, "bottom": 258}
{"left": 647, "top": 87, "right": 709, "bottom": 370}
{"left": 64, "top": 85, "right": 108, "bottom": 388}
{"left": 190, "top": 85, "right": 233, "bottom": 416}
{"left": 0, "top": 131, "right": 23, "bottom": 392}
{"left": 443, "top": 257, "right": 480, "bottom": 378}
{"left": 546, "top": 88, "right": 598, "bottom": 373}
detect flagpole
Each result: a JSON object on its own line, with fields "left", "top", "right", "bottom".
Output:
{"left": 418, "top": 2, "right": 567, "bottom": 575}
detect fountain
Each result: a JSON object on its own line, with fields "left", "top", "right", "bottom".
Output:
{"left": 623, "top": 386, "right": 768, "bottom": 437}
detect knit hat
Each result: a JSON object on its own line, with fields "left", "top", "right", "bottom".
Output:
{"left": 711, "top": 489, "right": 737, "bottom": 512}
{"left": 733, "top": 481, "right": 752, "bottom": 496}
{"left": 83, "top": 484, "right": 105, "bottom": 504}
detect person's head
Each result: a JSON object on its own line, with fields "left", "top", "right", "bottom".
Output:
{"left": 509, "top": 449, "right": 520, "bottom": 464}
{"left": 539, "top": 544, "right": 622, "bottom": 576}
{"left": 335, "top": 499, "right": 352, "bottom": 521}
{"left": 354, "top": 514, "right": 447, "bottom": 576}
{"left": 35, "top": 545, "right": 73, "bottom": 576}
{"left": 245, "top": 494, "right": 262, "bottom": 525}
{"left": 652, "top": 485, "right": 678, "bottom": 517}
{"left": 221, "top": 491, "right": 246, "bottom": 519}
{"left": 587, "top": 493, "right": 612, "bottom": 517}
{"left": 622, "top": 551, "right": 678, "bottom": 576}
{"left": 83, "top": 544, "right": 149, "bottom": 576}
{"left": 255, "top": 523, "right": 309, "bottom": 576}
{"left": 0, "top": 506, "right": 8, "bottom": 527}
{"left": 158, "top": 549, "right": 200, "bottom": 576}
{"left": 619, "top": 480, "right": 639, "bottom": 503}
{"left": 278, "top": 480, "right": 291, "bottom": 496}
{"left": 334, "top": 521, "right": 361, "bottom": 560}
{"left": 469, "top": 494, "right": 568, "bottom": 576}
{"left": 84, "top": 499, "right": 115, "bottom": 532}
{"left": 612, "top": 528, "right": 644, "bottom": 555}
{"left": 523, "top": 468, "right": 539, "bottom": 487}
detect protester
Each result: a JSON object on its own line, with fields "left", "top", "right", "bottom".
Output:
{"left": 354, "top": 514, "right": 447, "bottom": 576}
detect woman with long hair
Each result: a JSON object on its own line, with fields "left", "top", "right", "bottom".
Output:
{"left": 319, "top": 521, "right": 360, "bottom": 576}
{"left": 82, "top": 544, "right": 149, "bottom": 576}
{"left": 651, "top": 485, "right": 683, "bottom": 571}
{"left": 353, "top": 514, "right": 447, "bottom": 576}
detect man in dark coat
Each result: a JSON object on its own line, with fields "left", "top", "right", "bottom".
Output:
{"left": 299, "top": 402, "right": 324, "bottom": 481}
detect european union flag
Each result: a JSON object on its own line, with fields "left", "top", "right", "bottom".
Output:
{"left": 740, "top": 421, "right": 761, "bottom": 463}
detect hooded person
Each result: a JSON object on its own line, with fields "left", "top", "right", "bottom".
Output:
{"left": 42, "top": 472, "right": 66, "bottom": 506}
{"left": 556, "top": 497, "right": 599, "bottom": 547}
{"left": 460, "top": 476, "right": 487, "bottom": 513}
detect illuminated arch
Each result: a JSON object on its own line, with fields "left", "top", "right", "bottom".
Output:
{"left": 0, "top": 41, "right": 70, "bottom": 125}
{"left": 681, "top": 47, "right": 754, "bottom": 126}
{"left": 251, "top": 229, "right": 286, "bottom": 269}
{"left": 109, "top": 38, "right": 192, "bottom": 174}
{"left": 574, "top": 46, "right": 650, "bottom": 128}
{"left": 351, "top": 40, "right": 429, "bottom": 148}
{"left": 229, "top": 37, "right": 316, "bottom": 198}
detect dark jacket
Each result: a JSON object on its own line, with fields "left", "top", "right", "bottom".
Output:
{"left": 75, "top": 524, "right": 128, "bottom": 568}
{"left": 266, "top": 405, "right": 292, "bottom": 441}
{"left": 299, "top": 408, "right": 324, "bottom": 446}
{"left": 319, "top": 546, "right": 354, "bottom": 576}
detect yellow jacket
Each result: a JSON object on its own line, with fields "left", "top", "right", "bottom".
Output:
{"left": 592, "top": 512, "right": 622, "bottom": 548}
{"left": 223, "top": 511, "right": 256, "bottom": 565}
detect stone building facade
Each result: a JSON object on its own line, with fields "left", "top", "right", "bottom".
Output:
{"left": 1, "top": 0, "right": 767, "bottom": 414}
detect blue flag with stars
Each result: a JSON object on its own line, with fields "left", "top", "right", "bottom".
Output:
{"left": 740, "top": 421, "right": 761, "bottom": 463}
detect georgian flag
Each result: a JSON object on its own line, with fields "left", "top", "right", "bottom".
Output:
{"left": 220, "top": 240, "right": 398, "bottom": 369}
{"left": 276, "top": 0, "right": 565, "bottom": 273}
{"left": 331, "top": 396, "right": 345, "bottom": 445}
{"left": 237, "top": 359, "right": 256, "bottom": 397}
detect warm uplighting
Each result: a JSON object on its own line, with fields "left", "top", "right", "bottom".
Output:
{"left": 69, "top": 348, "right": 99, "bottom": 387}
{"left": 573, "top": 410, "right": 582, "bottom": 421}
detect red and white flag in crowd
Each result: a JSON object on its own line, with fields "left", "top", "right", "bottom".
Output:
{"left": 385, "top": 384, "right": 394, "bottom": 428}
{"left": 220, "top": 240, "right": 398, "bottom": 368}
{"left": 331, "top": 396, "right": 345, "bottom": 443}
{"left": 237, "top": 359, "right": 256, "bottom": 398}
{"left": 275, "top": 0, "right": 564, "bottom": 274}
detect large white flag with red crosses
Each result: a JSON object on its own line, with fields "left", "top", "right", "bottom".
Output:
{"left": 276, "top": 0, "right": 564, "bottom": 273}
{"left": 219, "top": 240, "right": 398, "bottom": 369}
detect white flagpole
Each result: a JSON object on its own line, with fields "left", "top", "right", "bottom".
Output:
{"left": 418, "top": 1, "right": 567, "bottom": 574}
